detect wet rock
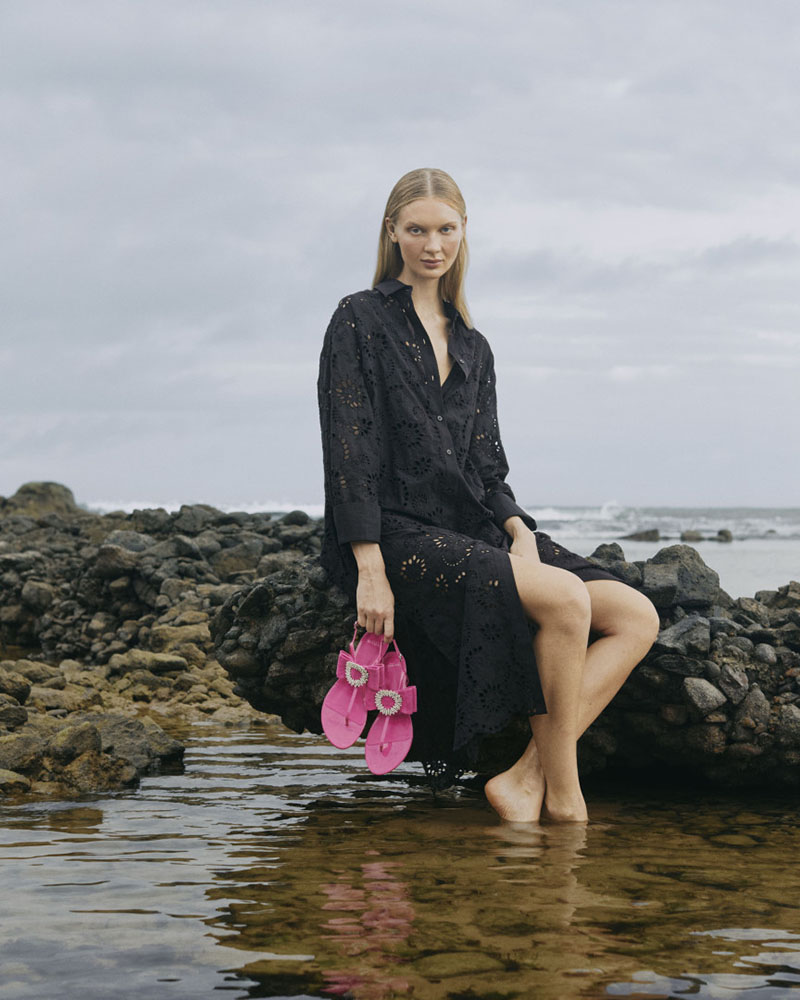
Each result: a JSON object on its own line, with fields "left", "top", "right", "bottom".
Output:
{"left": 8, "top": 661, "right": 66, "bottom": 688}
{"left": 716, "top": 529, "right": 733, "bottom": 543}
{"left": 684, "top": 723, "right": 727, "bottom": 755}
{"left": 48, "top": 722, "right": 102, "bottom": 763}
{"left": 731, "top": 686, "right": 770, "bottom": 742}
{"left": 83, "top": 714, "right": 184, "bottom": 772}
{"left": 774, "top": 704, "right": 800, "bottom": 747}
{"left": 683, "top": 677, "right": 727, "bottom": 717}
{"left": 0, "top": 670, "right": 31, "bottom": 704}
{"left": 20, "top": 579, "right": 55, "bottom": 612}
{"left": 623, "top": 529, "right": 660, "bottom": 541}
{"left": 107, "top": 649, "right": 189, "bottom": 675}
{"left": 0, "top": 732, "right": 47, "bottom": 774}
{"left": 0, "top": 694, "right": 28, "bottom": 729}
{"left": 61, "top": 750, "right": 139, "bottom": 792}
{"left": 27, "top": 683, "right": 101, "bottom": 713}
{"left": 653, "top": 616, "right": 711, "bottom": 658}
{"left": 680, "top": 530, "right": 704, "bottom": 541}
{"left": 0, "top": 768, "right": 31, "bottom": 793}
{"left": 717, "top": 664, "right": 749, "bottom": 705}
{"left": 754, "top": 643, "right": 778, "bottom": 665}
{"left": 149, "top": 623, "right": 211, "bottom": 664}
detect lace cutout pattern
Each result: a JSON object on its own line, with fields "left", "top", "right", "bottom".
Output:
{"left": 317, "top": 280, "right": 624, "bottom": 789}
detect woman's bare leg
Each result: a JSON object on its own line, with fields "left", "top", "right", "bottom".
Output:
{"left": 485, "top": 557, "right": 591, "bottom": 824}
{"left": 487, "top": 578, "right": 660, "bottom": 823}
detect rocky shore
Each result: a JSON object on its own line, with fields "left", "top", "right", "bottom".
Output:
{"left": 2, "top": 480, "right": 799, "bottom": 796}
{"left": 209, "top": 529, "right": 800, "bottom": 790}
{"left": 0, "top": 481, "right": 281, "bottom": 797}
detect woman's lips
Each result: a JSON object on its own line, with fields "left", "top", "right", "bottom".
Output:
{"left": 422, "top": 259, "right": 443, "bottom": 267}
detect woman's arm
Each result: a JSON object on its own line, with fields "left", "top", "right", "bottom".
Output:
{"left": 350, "top": 541, "right": 395, "bottom": 641}
{"left": 317, "top": 299, "right": 395, "bottom": 637}
{"left": 317, "top": 298, "right": 383, "bottom": 544}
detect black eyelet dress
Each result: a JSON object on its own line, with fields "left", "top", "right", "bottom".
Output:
{"left": 317, "top": 278, "right": 622, "bottom": 789}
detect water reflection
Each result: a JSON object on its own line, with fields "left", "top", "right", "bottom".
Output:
{"left": 1, "top": 722, "right": 800, "bottom": 999}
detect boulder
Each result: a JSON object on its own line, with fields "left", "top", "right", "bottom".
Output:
{"left": 1, "top": 481, "right": 79, "bottom": 518}
{"left": 644, "top": 545, "right": 720, "bottom": 608}
{"left": 107, "top": 649, "right": 189, "bottom": 675}
{"left": 682, "top": 677, "right": 727, "bottom": 717}
{"left": 0, "top": 768, "right": 31, "bottom": 793}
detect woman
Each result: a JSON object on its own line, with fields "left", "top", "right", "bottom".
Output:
{"left": 317, "top": 168, "right": 659, "bottom": 823}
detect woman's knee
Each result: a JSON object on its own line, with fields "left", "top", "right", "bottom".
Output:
{"left": 552, "top": 581, "right": 592, "bottom": 635}
{"left": 636, "top": 594, "right": 661, "bottom": 646}
{"left": 509, "top": 555, "right": 591, "bottom": 633}
{"left": 534, "top": 576, "right": 591, "bottom": 636}
{"left": 595, "top": 585, "right": 660, "bottom": 648}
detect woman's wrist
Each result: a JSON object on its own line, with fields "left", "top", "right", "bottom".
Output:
{"left": 350, "top": 540, "right": 386, "bottom": 574}
{"left": 503, "top": 515, "right": 530, "bottom": 538}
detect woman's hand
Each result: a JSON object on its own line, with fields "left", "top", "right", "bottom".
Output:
{"left": 505, "top": 518, "right": 541, "bottom": 563}
{"left": 350, "top": 541, "right": 395, "bottom": 641}
{"left": 355, "top": 567, "right": 395, "bottom": 641}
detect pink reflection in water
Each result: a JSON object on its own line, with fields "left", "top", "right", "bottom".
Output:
{"left": 320, "top": 856, "right": 413, "bottom": 999}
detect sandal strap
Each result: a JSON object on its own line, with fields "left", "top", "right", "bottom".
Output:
{"left": 369, "top": 681, "right": 417, "bottom": 716}
{"left": 349, "top": 619, "right": 399, "bottom": 659}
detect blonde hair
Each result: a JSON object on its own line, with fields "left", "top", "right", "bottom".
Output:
{"left": 372, "top": 167, "right": 473, "bottom": 329}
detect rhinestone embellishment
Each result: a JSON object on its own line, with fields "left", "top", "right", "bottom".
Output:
{"left": 345, "top": 660, "right": 369, "bottom": 688}
{"left": 375, "top": 689, "right": 402, "bottom": 716}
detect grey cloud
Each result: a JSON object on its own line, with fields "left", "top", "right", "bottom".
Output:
{"left": 1, "top": 0, "right": 799, "bottom": 507}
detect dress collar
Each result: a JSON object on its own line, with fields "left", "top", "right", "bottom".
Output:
{"left": 374, "top": 278, "right": 474, "bottom": 381}
{"left": 375, "top": 278, "right": 462, "bottom": 321}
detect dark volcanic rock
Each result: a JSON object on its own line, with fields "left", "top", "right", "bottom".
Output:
{"left": 0, "top": 712, "right": 184, "bottom": 796}
{"left": 4, "top": 478, "right": 800, "bottom": 793}
{"left": 208, "top": 532, "right": 800, "bottom": 790}
{"left": 0, "top": 482, "right": 80, "bottom": 519}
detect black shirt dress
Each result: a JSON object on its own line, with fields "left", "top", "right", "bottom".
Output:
{"left": 317, "top": 277, "right": 620, "bottom": 787}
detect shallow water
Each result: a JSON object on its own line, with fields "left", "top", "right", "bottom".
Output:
{"left": 2, "top": 721, "right": 800, "bottom": 999}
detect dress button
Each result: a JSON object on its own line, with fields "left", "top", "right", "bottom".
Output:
{"left": 446, "top": 448, "right": 452, "bottom": 455}
{"left": 437, "top": 415, "right": 443, "bottom": 421}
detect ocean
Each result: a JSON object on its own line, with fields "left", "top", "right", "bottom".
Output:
{"left": 84, "top": 500, "right": 800, "bottom": 602}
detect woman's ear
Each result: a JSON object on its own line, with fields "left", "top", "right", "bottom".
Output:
{"left": 385, "top": 217, "right": 397, "bottom": 242}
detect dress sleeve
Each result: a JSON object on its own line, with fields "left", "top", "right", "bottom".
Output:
{"left": 317, "top": 298, "right": 382, "bottom": 545}
{"left": 470, "top": 344, "right": 537, "bottom": 534}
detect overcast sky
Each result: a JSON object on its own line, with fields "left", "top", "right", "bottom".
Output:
{"left": 1, "top": 0, "right": 798, "bottom": 513}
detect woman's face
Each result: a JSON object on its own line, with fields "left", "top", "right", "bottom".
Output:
{"left": 386, "top": 197, "right": 465, "bottom": 287}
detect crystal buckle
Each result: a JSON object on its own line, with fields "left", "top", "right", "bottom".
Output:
{"left": 345, "top": 660, "right": 369, "bottom": 688}
{"left": 375, "top": 689, "right": 402, "bottom": 716}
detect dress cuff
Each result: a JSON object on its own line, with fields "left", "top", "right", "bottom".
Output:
{"left": 486, "top": 492, "right": 538, "bottom": 533}
{"left": 333, "top": 501, "right": 382, "bottom": 544}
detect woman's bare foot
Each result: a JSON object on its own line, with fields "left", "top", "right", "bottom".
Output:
{"left": 484, "top": 756, "right": 546, "bottom": 823}
{"left": 541, "top": 791, "right": 588, "bottom": 824}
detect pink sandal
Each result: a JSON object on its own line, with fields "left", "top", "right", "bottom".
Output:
{"left": 321, "top": 624, "right": 389, "bottom": 749}
{"left": 364, "top": 647, "right": 417, "bottom": 775}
